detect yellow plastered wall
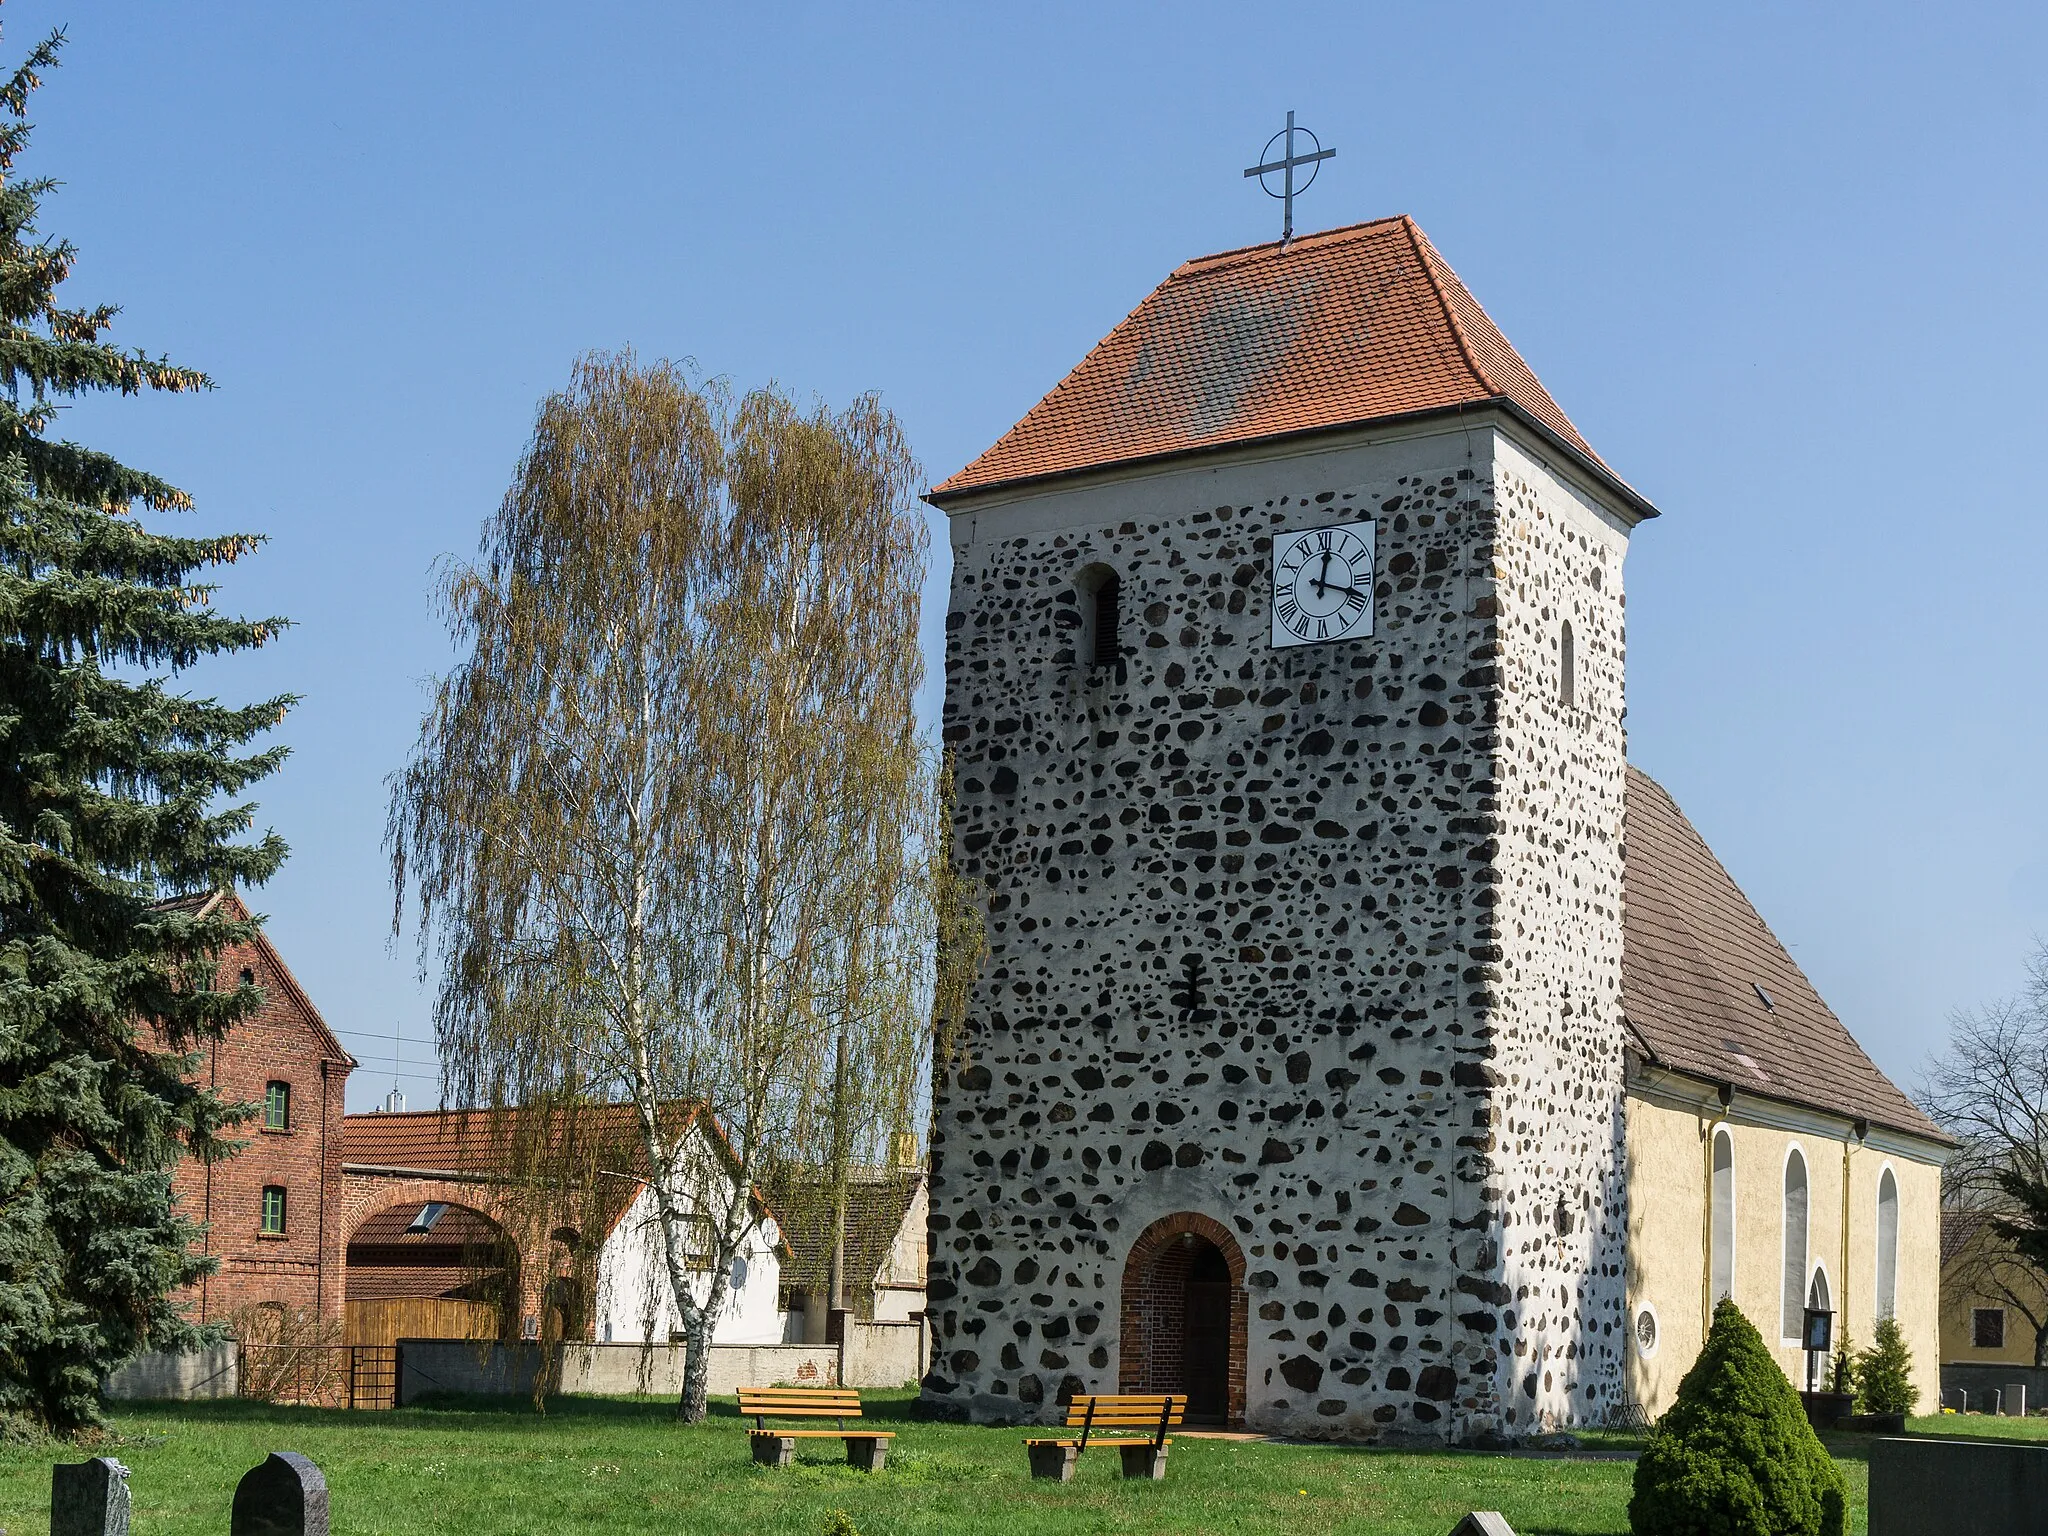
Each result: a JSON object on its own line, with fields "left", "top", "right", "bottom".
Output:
{"left": 1624, "top": 1088, "right": 1943, "bottom": 1416}
{"left": 1939, "top": 1225, "right": 2047, "bottom": 1366}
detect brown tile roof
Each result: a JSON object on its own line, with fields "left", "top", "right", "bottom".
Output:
{"left": 1623, "top": 766, "right": 1946, "bottom": 1144}
{"left": 930, "top": 215, "right": 1652, "bottom": 517}
{"left": 1942, "top": 1209, "right": 1989, "bottom": 1269}
{"left": 764, "top": 1167, "right": 924, "bottom": 1317}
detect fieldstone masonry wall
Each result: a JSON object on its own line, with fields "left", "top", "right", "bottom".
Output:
{"left": 928, "top": 422, "right": 1638, "bottom": 1442}
{"left": 1481, "top": 438, "right": 1632, "bottom": 1426}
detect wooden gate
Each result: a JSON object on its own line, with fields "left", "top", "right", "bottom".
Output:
{"left": 345, "top": 1297, "right": 499, "bottom": 1347}
{"left": 345, "top": 1345, "right": 398, "bottom": 1409}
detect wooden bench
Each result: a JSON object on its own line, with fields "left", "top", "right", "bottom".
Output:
{"left": 1024, "top": 1393, "right": 1185, "bottom": 1481}
{"left": 736, "top": 1387, "right": 894, "bottom": 1471}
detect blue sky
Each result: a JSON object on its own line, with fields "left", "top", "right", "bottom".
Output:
{"left": 26, "top": 2, "right": 2046, "bottom": 1110}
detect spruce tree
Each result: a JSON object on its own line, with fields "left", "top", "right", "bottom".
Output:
{"left": 1851, "top": 1316, "right": 1917, "bottom": 1416}
{"left": 0, "top": 28, "right": 292, "bottom": 1433}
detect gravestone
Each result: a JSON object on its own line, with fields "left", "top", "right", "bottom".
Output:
{"left": 2004, "top": 1382, "right": 2027, "bottom": 1416}
{"left": 1450, "top": 1516, "right": 1516, "bottom": 1536}
{"left": 1871, "top": 1435, "right": 2048, "bottom": 1536}
{"left": 51, "top": 1458, "right": 130, "bottom": 1536}
{"left": 231, "top": 1453, "right": 328, "bottom": 1536}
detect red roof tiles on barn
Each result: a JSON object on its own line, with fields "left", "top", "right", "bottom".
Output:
{"left": 340, "top": 1103, "right": 686, "bottom": 1178}
{"left": 930, "top": 215, "right": 1652, "bottom": 518}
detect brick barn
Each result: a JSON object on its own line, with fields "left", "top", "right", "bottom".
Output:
{"left": 166, "top": 889, "right": 355, "bottom": 1328}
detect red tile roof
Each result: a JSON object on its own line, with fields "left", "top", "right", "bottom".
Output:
{"left": 1624, "top": 766, "right": 1946, "bottom": 1144}
{"left": 341, "top": 1102, "right": 790, "bottom": 1254}
{"left": 341, "top": 1103, "right": 682, "bottom": 1177}
{"left": 931, "top": 215, "right": 1651, "bottom": 516}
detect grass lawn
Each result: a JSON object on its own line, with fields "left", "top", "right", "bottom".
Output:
{"left": 1883, "top": 1411, "right": 2048, "bottom": 1442}
{"left": 3, "top": 1391, "right": 2013, "bottom": 1536}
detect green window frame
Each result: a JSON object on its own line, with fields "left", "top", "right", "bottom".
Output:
{"left": 260, "top": 1186, "right": 286, "bottom": 1236}
{"left": 264, "top": 1081, "right": 290, "bottom": 1132}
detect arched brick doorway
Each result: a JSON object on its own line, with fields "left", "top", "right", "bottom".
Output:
{"left": 344, "top": 1199, "right": 519, "bottom": 1342}
{"left": 1119, "top": 1212, "right": 1247, "bottom": 1427}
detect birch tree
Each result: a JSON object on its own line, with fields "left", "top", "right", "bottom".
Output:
{"left": 389, "top": 353, "right": 943, "bottom": 1419}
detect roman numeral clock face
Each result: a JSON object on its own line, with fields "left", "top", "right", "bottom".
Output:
{"left": 1271, "top": 520, "right": 1376, "bottom": 648}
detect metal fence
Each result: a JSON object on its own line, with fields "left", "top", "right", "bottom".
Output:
{"left": 237, "top": 1344, "right": 398, "bottom": 1409}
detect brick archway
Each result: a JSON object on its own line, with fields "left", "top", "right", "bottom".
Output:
{"left": 340, "top": 1175, "right": 539, "bottom": 1332}
{"left": 1119, "top": 1212, "right": 1248, "bottom": 1427}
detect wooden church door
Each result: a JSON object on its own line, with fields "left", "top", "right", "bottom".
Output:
{"left": 1183, "top": 1242, "right": 1231, "bottom": 1423}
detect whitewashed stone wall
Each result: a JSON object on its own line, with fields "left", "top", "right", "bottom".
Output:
{"left": 928, "top": 421, "right": 1639, "bottom": 1441}
{"left": 1480, "top": 437, "right": 1633, "bottom": 1430}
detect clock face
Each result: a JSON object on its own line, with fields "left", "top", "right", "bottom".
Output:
{"left": 1271, "top": 520, "right": 1376, "bottom": 648}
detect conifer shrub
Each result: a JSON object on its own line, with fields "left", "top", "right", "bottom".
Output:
{"left": 1852, "top": 1316, "right": 1916, "bottom": 1415}
{"left": 1629, "top": 1298, "right": 1847, "bottom": 1536}
{"left": 1829, "top": 1339, "right": 1854, "bottom": 1401}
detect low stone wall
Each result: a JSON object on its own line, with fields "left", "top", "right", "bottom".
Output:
{"left": 841, "top": 1320, "right": 924, "bottom": 1389}
{"left": 103, "top": 1345, "right": 239, "bottom": 1402}
{"left": 398, "top": 1320, "right": 927, "bottom": 1405}
{"left": 1870, "top": 1435, "right": 2048, "bottom": 1536}
{"left": 398, "top": 1340, "right": 842, "bottom": 1405}
{"left": 1937, "top": 1363, "right": 2048, "bottom": 1414}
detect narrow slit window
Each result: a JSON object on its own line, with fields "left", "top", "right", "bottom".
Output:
{"left": 264, "top": 1081, "right": 290, "bottom": 1132}
{"left": 260, "top": 1185, "right": 287, "bottom": 1236}
{"left": 1560, "top": 621, "right": 1576, "bottom": 708}
{"left": 1091, "top": 573, "right": 1121, "bottom": 668}
{"left": 1782, "top": 1148, "right": 1808, "bottom": 1340}
{"left": 1875, "top": 1168, "right": 1899, "bottom": 1320}
{"left": 1710, "top": 1129, "right": 1735, "bottom": 1303}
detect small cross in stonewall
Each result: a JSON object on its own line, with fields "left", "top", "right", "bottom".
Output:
{"left": 1243, "top": 110, "right": 1336, "bottom": 245}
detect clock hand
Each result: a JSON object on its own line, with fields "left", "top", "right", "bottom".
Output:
{"left": 1311, "top": 551, "right": 1335, "bottom": 597}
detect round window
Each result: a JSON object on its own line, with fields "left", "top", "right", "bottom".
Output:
{"left": 1634, "top": 1305, "right": 1660, "bottom": 1359}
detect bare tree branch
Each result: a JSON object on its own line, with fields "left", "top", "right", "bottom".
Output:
{"left": 1924, "top": 946, "right": 2048, "bottom": 1366}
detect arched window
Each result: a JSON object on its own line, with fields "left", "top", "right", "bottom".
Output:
{"left": 1876, "top": 1167, "right": 1899, "bottom": 1320}
{"left": 1074, "top": 565, "right": 1121, "bottom": 672}
{"left": 1710, "top": 1129, "right": 1735, "bottom": 1303}
{"left": 1559, "top": 621, "right": 1576, "bottom": 708}
{"left": 1782, "top": 1147, "right": 1809, "bottom": 1340}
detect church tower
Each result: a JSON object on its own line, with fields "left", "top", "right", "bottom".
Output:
{"left": 926, "top": 216, "right": 1658, "bottom": 1442}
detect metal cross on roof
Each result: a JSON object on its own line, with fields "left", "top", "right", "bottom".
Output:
{"left": 1243, "top": 111, "right": 1335, "bottom": 245}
